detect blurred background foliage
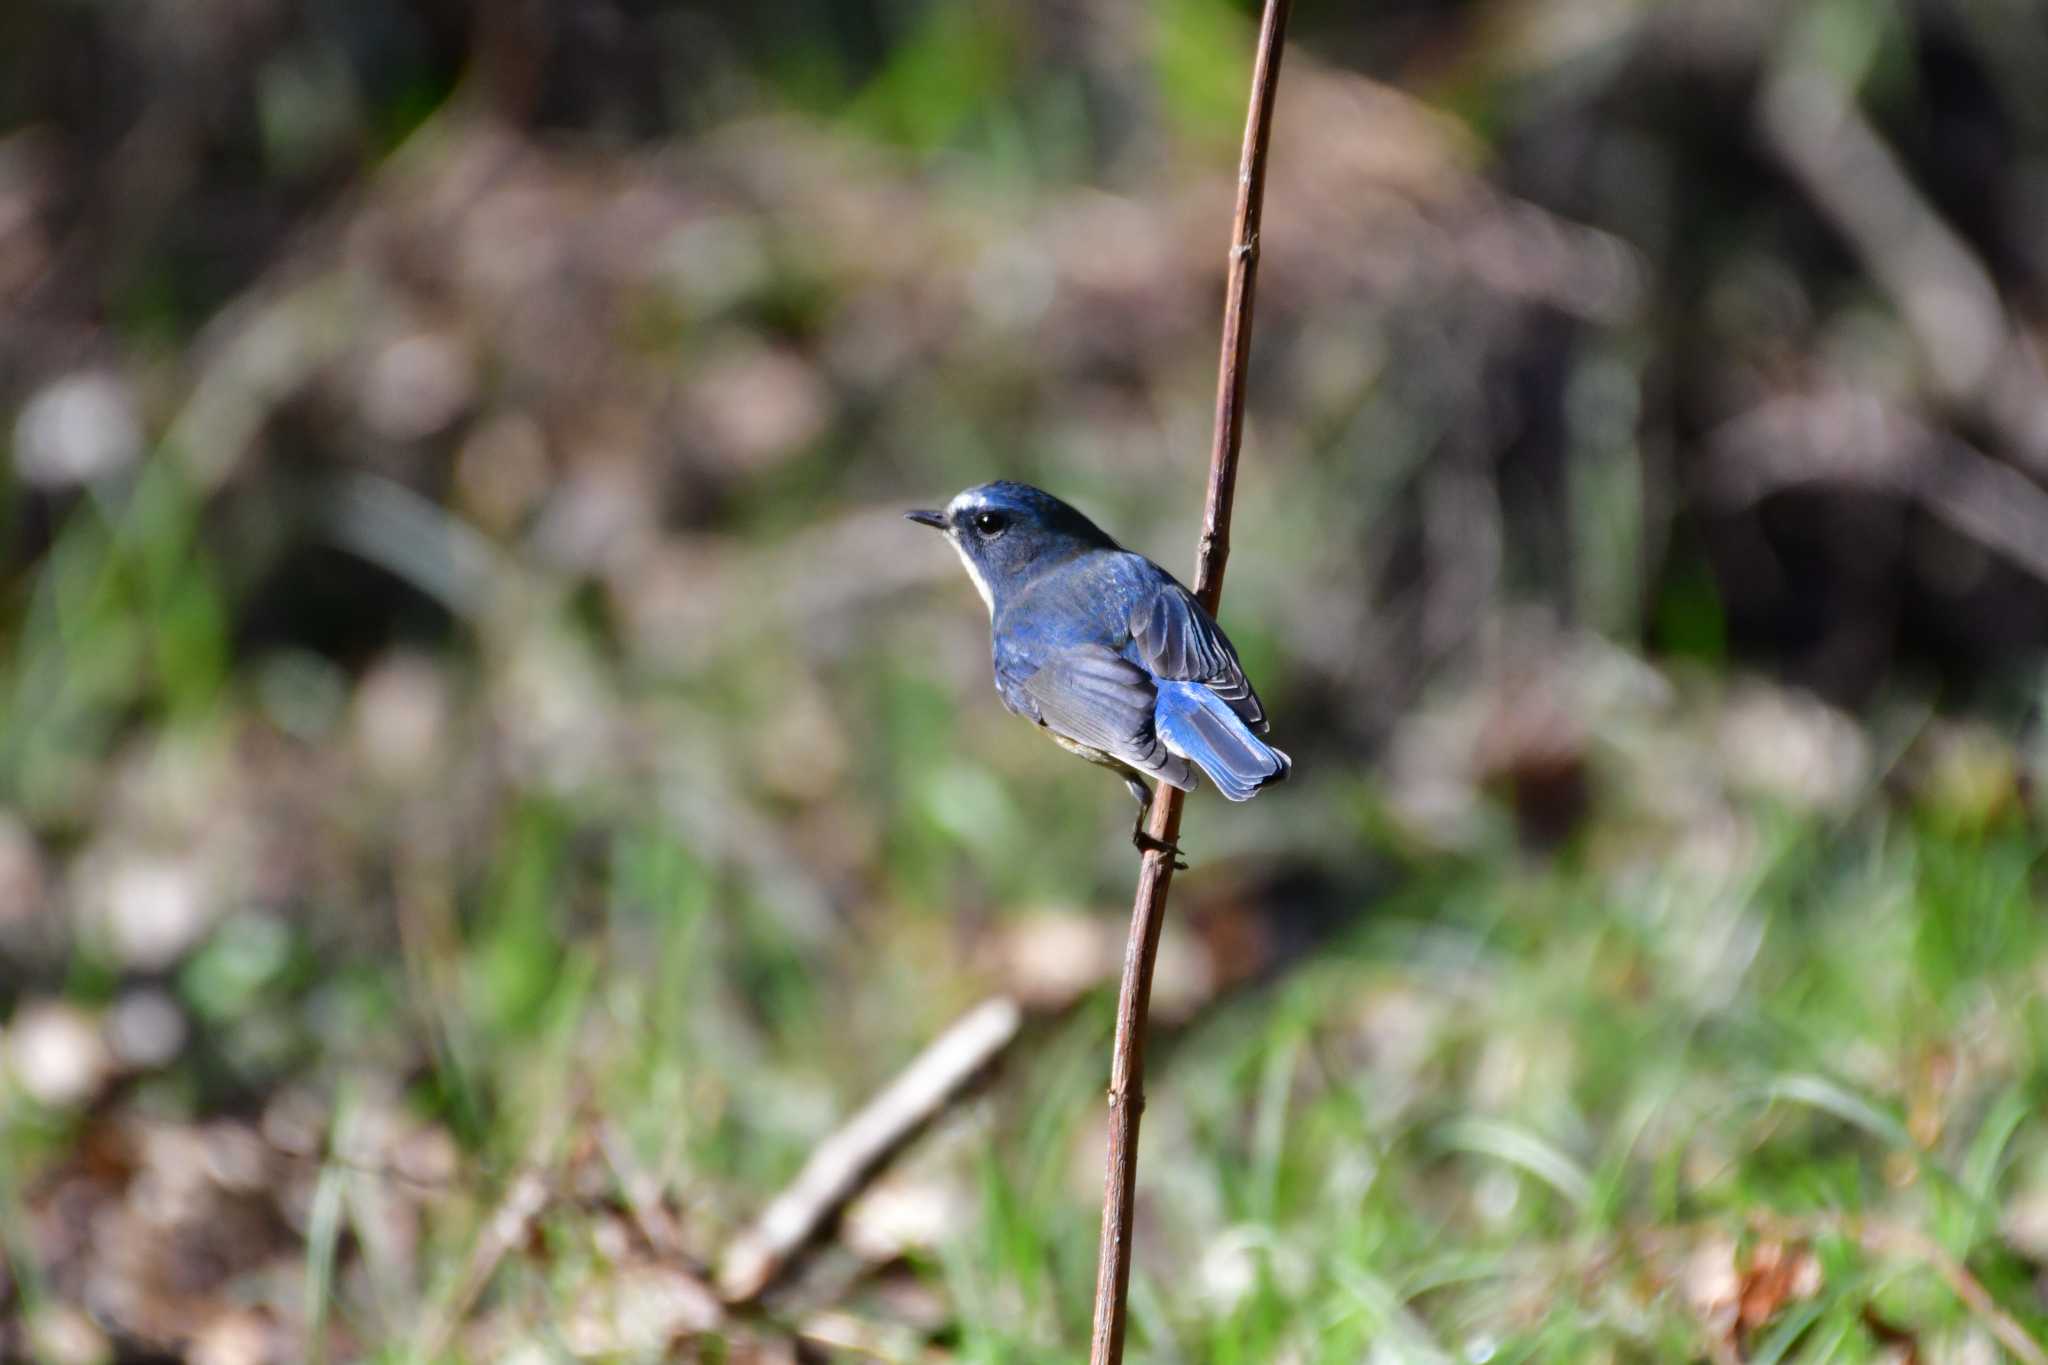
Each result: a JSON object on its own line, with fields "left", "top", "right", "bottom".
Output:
{"left": 5, "top": 0, "right": 2048, "bottom": 1360}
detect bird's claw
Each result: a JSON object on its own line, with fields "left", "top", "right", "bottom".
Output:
{"left": 1132, "top": 829, "right": 1189, "bottom": 871}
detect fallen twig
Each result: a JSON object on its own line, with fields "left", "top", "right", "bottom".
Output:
{"left": 1854, "top": 1218, "right": 2045, "bottom": 1365}
{"left": 1088, "top": 4, "right": 1291, "bottom": 1361}
{"left": 716, "top": 996, "right": 1024, "bottom": 1304}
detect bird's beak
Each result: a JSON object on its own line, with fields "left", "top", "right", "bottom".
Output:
{"left": 904, "top": 508, "right": 947, "bottom": 530}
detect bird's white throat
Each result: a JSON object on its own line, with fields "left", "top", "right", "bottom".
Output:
{"left": 944, "top": 491, "right": 997, "bottom": 615}
{"left": 946, "top": 533, "right": 995, "bottom": 615}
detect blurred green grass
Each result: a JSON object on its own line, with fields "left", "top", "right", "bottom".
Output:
{"left": 7, "top": 458, "right": 2048, "bottom": 1360}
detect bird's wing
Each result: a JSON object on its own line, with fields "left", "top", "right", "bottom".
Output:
{"left": 1003, "top": 644, "right": 1188, "bottom": 785}
{"left": 1128, "top": 576, "right": 1267, "bottom": 731}
{"left": 993, "top": 635, "right": 1044, "bottom": 722}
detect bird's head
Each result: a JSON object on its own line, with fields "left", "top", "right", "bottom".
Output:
{"left": 906, "top": 481, "right": 1118, "bottom": 611}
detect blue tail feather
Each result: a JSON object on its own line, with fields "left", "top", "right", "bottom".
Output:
{"left": 1153, "top": 681, "right": 1291, "bottom": 801}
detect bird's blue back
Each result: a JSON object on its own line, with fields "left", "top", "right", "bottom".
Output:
{"left": 992, "top": 548, "right": 1153, "bottom": 670}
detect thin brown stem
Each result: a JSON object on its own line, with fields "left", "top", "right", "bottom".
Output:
{"left": 1087, "top": 3, "right": 1290, "bottom": 1361}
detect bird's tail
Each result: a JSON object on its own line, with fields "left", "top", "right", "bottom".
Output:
{"left": 1154, "top": 681, "right": 1291, "bottom": 802}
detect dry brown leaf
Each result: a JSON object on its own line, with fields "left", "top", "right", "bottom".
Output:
{"left": 1736, "top": 1237, "right": 1823, "bottom": 1333}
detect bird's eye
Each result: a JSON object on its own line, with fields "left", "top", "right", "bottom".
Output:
{"left": 973, "top": 510, "right": 1008, "bottom": 537}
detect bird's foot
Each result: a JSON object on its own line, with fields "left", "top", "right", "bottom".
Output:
{"left": 1131, "top": 828, "right": 1189, "bottom": 871}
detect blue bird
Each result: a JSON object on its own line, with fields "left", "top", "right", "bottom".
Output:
{"left": 908, "top": 481, "right": 1289, "bottom": 864}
